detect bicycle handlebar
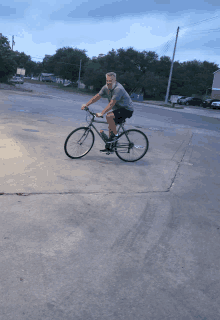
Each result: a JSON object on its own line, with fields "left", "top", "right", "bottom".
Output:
{"left": 84, "top": 107, "right": 104, "bottom": 118}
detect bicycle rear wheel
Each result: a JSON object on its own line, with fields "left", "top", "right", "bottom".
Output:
{"left": 64, "top": 127, "right": 95, "bottom": 159}
{"left": 115, "top": 129, "right": 149, "bottom": 162}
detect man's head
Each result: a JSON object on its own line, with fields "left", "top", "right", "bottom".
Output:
{"left": 106, "top": 72, "right": 116, "bottom": 90}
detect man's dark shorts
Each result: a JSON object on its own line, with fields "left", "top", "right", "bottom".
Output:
{"left": 112, "top": 108, "right": 133, "bottom": 124}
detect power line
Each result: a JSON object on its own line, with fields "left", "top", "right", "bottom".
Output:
{"left": 159, "top": 37, "right": 176, "bottom": 57}
{"left": 189, "top": 27, "right": 220, "bottom": 35}
{"left": 159, "top": 40, "right": 172, "bottom": 56}
{"left": 180, "top": 15, "right": 219, "bottom": 30}
{"left": 156, "top": 34, "right": 176, "bottom": 57}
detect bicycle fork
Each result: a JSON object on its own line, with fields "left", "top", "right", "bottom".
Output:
{"left": 77, "top": 127, "right": 90, "bottom": 145}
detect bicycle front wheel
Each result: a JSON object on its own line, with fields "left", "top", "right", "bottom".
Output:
{"left": 115, "top": 129, "right": 149, "bottom": 162}
{"left": 64, "top": 127, "right": 95, "bottom": 159}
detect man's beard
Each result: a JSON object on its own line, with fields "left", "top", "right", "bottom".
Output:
{"left": 111, "top": 79, "right": 116, "bottom": 90}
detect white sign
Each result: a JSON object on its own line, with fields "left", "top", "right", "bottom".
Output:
{"left": 17, "top": 68, "right": 26, "bottom": 75}
{"left": 170, "top": 95, "right": 182, "bottom": 103}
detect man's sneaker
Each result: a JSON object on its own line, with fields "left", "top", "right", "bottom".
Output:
{"left": 100, "top": 145, "right": 114, "bottom": 153}
{"left": 106, "top": 133, "right": 119, "bottom": 144}
{"left": 100, "top": 148, "right": 114, "bottom": 153}
{"left": 100, "top": 143, "right": 114, "bottom": 153}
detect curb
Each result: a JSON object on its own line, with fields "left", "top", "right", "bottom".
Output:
{"left": 0, "top": 89, "right": 39, "bottom": 96}
{"left": 136, "top": 101, "right": 184, "bottom": 109}
{"left": 0, "top": 87, "right": 33, "bottom": 93}
{"left": 164, "top": 104, "right": 184, "bottom": 109}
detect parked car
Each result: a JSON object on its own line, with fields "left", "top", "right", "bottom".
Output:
{"left": 211, "top": 101, "right": 220, "bottom": 109}
{"left": 63, "top": 81, "right": 73, "bottom": 87}
{"left": 177, "top": 96, "right": 188, "bottom": 104}
{"left": 42, "top": 79, "right": 53, "bottom": 82}
{"left": 9, "top": 77, "right": 24, "bottom": 84}
{"left": 31, "top": 77, "right": 38, "bottom": 80}
{"left": 202, "top": 99, "right": 220, "bottom": 108}
{"left": 178, "top": 97, "right": 203, "bottom": 106}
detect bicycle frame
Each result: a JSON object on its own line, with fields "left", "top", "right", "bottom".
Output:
{"left": 64, "top": 108, "right": 148, "bottom": 161}
{"left": 85, "top": 113, "right": 130, "bottom": 143}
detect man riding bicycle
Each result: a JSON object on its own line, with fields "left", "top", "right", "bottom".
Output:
{"left": 81, "top": 72, "right": 134, "bottom": 152}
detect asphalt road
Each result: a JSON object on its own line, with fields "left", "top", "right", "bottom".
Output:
{"left": 0, "top": 82, "right": 220, "bottom": 320}
{"left": 6, "top": 82, "right": 220, "bottom": 136}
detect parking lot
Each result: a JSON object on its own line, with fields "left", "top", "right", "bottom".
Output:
{"left": 0, "top": 83, "right": 220, "bottom": 320}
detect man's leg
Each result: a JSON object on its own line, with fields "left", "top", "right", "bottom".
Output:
{"left": 106, "top": 112, "right": 117, "bottom": 137}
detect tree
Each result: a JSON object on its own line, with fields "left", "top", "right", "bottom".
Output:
{"left": 156, "top": 56, "right": 171, "bottom": 78}
{"left": 0, "top": 34, "right": 17, "bottom": 82}
{"left": 12, "top": 51, "right": 35, "bottom": 76}
{"left": 83, "top": 59, "right": 107, "bottom": 91}
{"left": 42, "top": 47, "right": 90, "bottom": 82}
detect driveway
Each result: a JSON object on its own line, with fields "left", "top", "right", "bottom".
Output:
{"left": 0, "top": 84, "right": 220, "bottom": 320}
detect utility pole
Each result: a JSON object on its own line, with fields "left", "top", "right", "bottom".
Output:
{"left": 12, "top": 35, "right": 15, "bottom": 51}
{"left": 165, "top": 26, "right": 179, "bottom": 104}
{"left": 78, "top": 59, "right": 82, "bottom": 89}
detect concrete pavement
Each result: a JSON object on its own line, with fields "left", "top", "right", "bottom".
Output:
{"left": 0, "top": 88, "right": 220, "bottom": 320}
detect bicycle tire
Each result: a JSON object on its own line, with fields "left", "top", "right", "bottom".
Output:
{"left": 64, "top": 127, "right": 95, "bottom": 159}
{"left": 115, "top": 129, "right": 149, "bottom": 162}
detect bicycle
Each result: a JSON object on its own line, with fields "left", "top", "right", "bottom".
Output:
{"left": 64, "top": 107, "right": 149, "bottom": 162}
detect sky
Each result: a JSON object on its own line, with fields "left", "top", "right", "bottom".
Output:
{"left": 0, "top": 0, "right": 220, "bottom": 68}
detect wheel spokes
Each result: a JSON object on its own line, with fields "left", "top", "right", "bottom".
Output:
{"left": 65, "top": 128, "right": 94, "bottom": 159}
{"left": 115, "top": 130, "right": 148, "bottom": 161}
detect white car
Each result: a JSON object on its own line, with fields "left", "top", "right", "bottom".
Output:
{"left": 9, "top": 77, "right": 24, "bottom": 84}
{"left": 211, "top": 101, "right": 220, "bottom": 109}
{"left": 63, "top": 80, "right": 73, "bottom": 87}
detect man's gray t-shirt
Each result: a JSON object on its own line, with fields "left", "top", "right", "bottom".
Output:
{"left": 98, "top": 82, "right": 134, "bottom": 112}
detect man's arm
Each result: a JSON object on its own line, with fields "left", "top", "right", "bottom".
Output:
{"left": 85, "top": 94, "right": 101, "bottom": 107}
{"left": 101, "top": 100, "right": 117, "bottom": 116}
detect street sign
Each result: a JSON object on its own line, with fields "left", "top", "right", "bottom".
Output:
{"left": 17, "top": 68, "right": 26, "bottom": 76}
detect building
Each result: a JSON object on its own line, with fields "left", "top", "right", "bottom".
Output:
{"left": 130, "top": 93, "right": 143, "bottom": 101}
{"left": 77, "top": 80, "right": 85, "bottom": 89}
{"left": 56, "top": 78, "right": 64, "bottom": 84}
{"left": 130, "top": 87, "right": 144, "bottom": 101}
{"left": 40, "top": 73, "right": 56, "bottom": 82}
{"left": 211, "top": 69, "right": 220, "bottom": 99}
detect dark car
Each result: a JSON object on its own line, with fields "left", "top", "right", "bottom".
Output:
{"left": 179, "top": 97, "right": 203, "bottom": 106}
{"left": 177, "top": 96, "right": 188, "bottom": 104}
{"left": 202, "top": 99, "right": 220, "bottom": 108}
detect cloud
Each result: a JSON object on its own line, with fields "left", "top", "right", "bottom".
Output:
{"left": 1, "top": 0, "right": 219, "bottom": 67}
{"left": 0, "top": 1, "right": 31, "bottom": 19}
{"left": 0, "top": 4, "right": 16, "bottom": 16}
{"left": 50, "top": 0, "right": 219, "bottom": 22}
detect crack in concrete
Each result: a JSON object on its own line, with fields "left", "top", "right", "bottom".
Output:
{"left": 0, "top": 190, "right": 169, "bottom": 196}
{"left": 167, "top": 133, "right": 194, "bottom": 192}
{"left": 0, "top": 136, "right": 194, "bottom": 197}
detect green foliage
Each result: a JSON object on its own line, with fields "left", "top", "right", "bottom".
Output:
{"left": 0, "top": 35, "right": 17, "bottom": 82}
{"left": 83, "top": 58, "right": 108, "bottom": 91}
{"left": 42, "top": 47, "right": 90, "bottom": 82}
{"left": 0, "top": 31, "right": 219, "bottom": 99}
{"left": 81, "top": 48, "right": 219, "bottom": 100}
{"left": 12, "top": 50, "right": 36, "bottom": 76}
